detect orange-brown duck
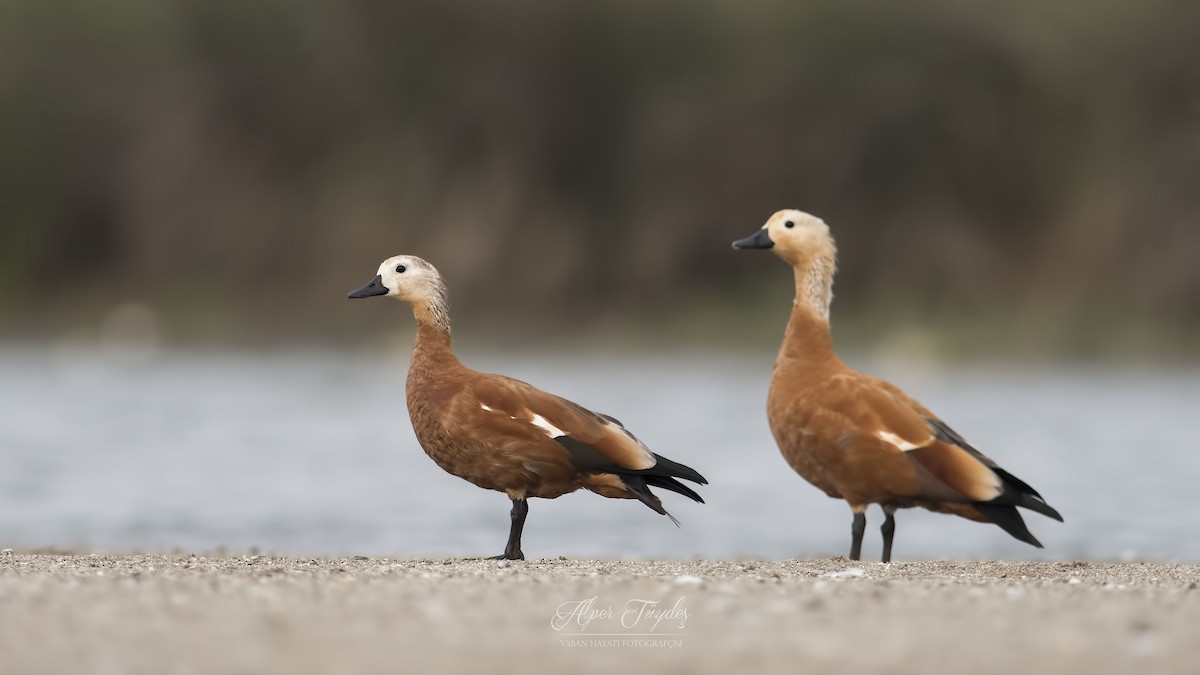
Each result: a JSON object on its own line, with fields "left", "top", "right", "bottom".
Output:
{"left": 348, "top": 255, "right": 707, "bottom": 560}
{"left": 733, "top": 210, "right": 1061, "bottom": 562}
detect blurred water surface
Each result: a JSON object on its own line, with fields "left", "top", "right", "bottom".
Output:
{"left": 0, "top": 345, "right": 1194, "bottom": 561}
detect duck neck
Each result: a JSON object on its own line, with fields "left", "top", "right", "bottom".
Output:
{"left": 409, "top": 292, "right": 459, "bottom": 369}
{"left": 414, "top": 320, "right": 455, "bottom": 359}
{"left": 777, "top": 256, "right": 839, "bottom": 369}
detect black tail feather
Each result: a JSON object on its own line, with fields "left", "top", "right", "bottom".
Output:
{"left": 992, "top": 469, "right": 1063, "bottom": 522}
{"left": 621, "top": 475, "right": 680, "bottom": 526}
{"left": 605, "top": 453, "right": 705, "bottom": 525}
{"left": 993, "top": 468, "right": 1043, "bottom": 500}
{"left": 642, "top": 474, "right": 705, "bottom": 504}
{"left": 973, "top": 502, "right": 1043, "bottom": 548}
{"left": 1009, "top": 491, "right": 1063, "bottom": 522}
{"left": 558, "top": 432, "right": 706, "bottom": 521}
{"left": 600, "top": 451, "right": 706, "bottom": 508}
{"left": 615, "top": 452, "right": 705, "bottom": 521}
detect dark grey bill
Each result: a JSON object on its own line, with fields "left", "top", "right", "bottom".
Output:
{"left": 731, "top": 229, "right": 774, "bottom": 250}
{"left": 348, "top": 274, "right": 389, "bottom": 299}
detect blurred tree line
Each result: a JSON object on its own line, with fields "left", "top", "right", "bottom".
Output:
{"left": 1, "top": 0, "right": 1198, "bottom": 353}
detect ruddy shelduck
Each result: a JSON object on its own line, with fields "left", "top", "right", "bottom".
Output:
{"left": 348, "top": 255, "right": 707, "bottom": 560}
{"left": 733, "top": 210, "right": 1061, "bottom": 562}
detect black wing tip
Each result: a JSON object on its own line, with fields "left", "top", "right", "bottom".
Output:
{"left": 1009, "top": 491, "right": 1064, "bottom": 522}
{"left": 642, "top": 475, "right": 705, "bottom": 504}
{"left": 1008, "top": 528, "right": 1045, "bottom": 550}
{"left": 973, "top": 502, "right": 1045, "bottom": 549}
{"left": 1022, "top": 532, "right": 1045, "bottom": 548}
{"left": 1040, "top": 503, "right": 1065, "bottom": 522}
{"left": 650, "top": 453, "right": 708, "bottom": 485}
{"left": 978, "top": 461, "right": 1062, "bottom": 523}
{"left": 927, "top": 415, "right": 1065, "bottom": 528}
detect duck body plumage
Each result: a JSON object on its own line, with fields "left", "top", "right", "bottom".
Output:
{"left": 350, "top": 256, "right": 706, "bottom": 559}
{"left": 736, "top": 210, "right": 1061, "bottom": 561}
{"left": 406, "top": 325, "right": 701, "bottom": 504}
{"left": 770, "top": 344, "right": 1010, "bottom": 522}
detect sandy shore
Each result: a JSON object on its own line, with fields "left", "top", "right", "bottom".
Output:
{"left": 1, "top": 552, "right": 1197, "bottom": 674}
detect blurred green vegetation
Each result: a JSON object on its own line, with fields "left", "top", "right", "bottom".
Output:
{"left": 1, "top": 0, "right": 1198, "bottom": 356}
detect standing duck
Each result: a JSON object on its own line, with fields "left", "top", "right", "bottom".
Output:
{"left": 347, "top": 255, "right": 707, "bottom": 560}
{"left": 732, "top": 210, "right": 1061, "bottom": 562}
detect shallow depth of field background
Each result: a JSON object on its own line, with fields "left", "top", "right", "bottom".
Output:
{"left": 1, "top": 0, "right": 1198, "bottom": 560}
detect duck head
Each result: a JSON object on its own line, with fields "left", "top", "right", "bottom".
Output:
{"left": 731, "top": 209, "right": 836, "bottom": 267}
{"left": 347, "top": 255, "right": 443, "bottom": 304}
{"left": 733, "top": 209, "right": 838, "bottom": 318}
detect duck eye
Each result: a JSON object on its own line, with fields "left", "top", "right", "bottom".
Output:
{"left": 395, "top": 264, "right": 407, "bottom": 273}
{"left": 784, "top": 220, "right": 795, "bottom": 229}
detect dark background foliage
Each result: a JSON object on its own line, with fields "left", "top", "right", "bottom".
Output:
{"left": 3, "top": 0, "right": 1198, "bottom": 354}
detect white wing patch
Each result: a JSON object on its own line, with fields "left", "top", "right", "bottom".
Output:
{"left": 529, "top": 414, "right": 567, "bottom": 439}
{"left": 878, "top": 430, "right": 923, "bottom": 452}
{"left": 480, "top": 403, "right": 566, "bottom": 439}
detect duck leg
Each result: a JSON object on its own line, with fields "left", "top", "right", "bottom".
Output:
{"left": 880, "top": 506, "right": 897, "bottom": 563}
{"left": 490, "top": 498, "right": 528, "bottom": 561}
{"left": 849, "top": 510, "right": 866, "bottom": 561}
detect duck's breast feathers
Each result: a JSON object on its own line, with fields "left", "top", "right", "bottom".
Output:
{"left": 469, "top": 377, "right": 658, "bottom": 471}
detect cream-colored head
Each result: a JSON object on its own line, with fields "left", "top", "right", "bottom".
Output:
{"left": 733, "top": 209, "right": 838, "bottom": 318}
{"left": 731, "top": 209, "right": 835, "bottom": 266}
{"left": 347, "top": 255, "right": 450, "bottom": 328}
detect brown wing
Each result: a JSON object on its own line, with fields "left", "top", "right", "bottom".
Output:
{"left": 821, "top": 375, "right": 1003, "bottom": 503}
{"left": 470, "top": 376, "right": 657, "bottom": 471}
{"left": 804, "top": 372, "right": 1059, "bottom": 548}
